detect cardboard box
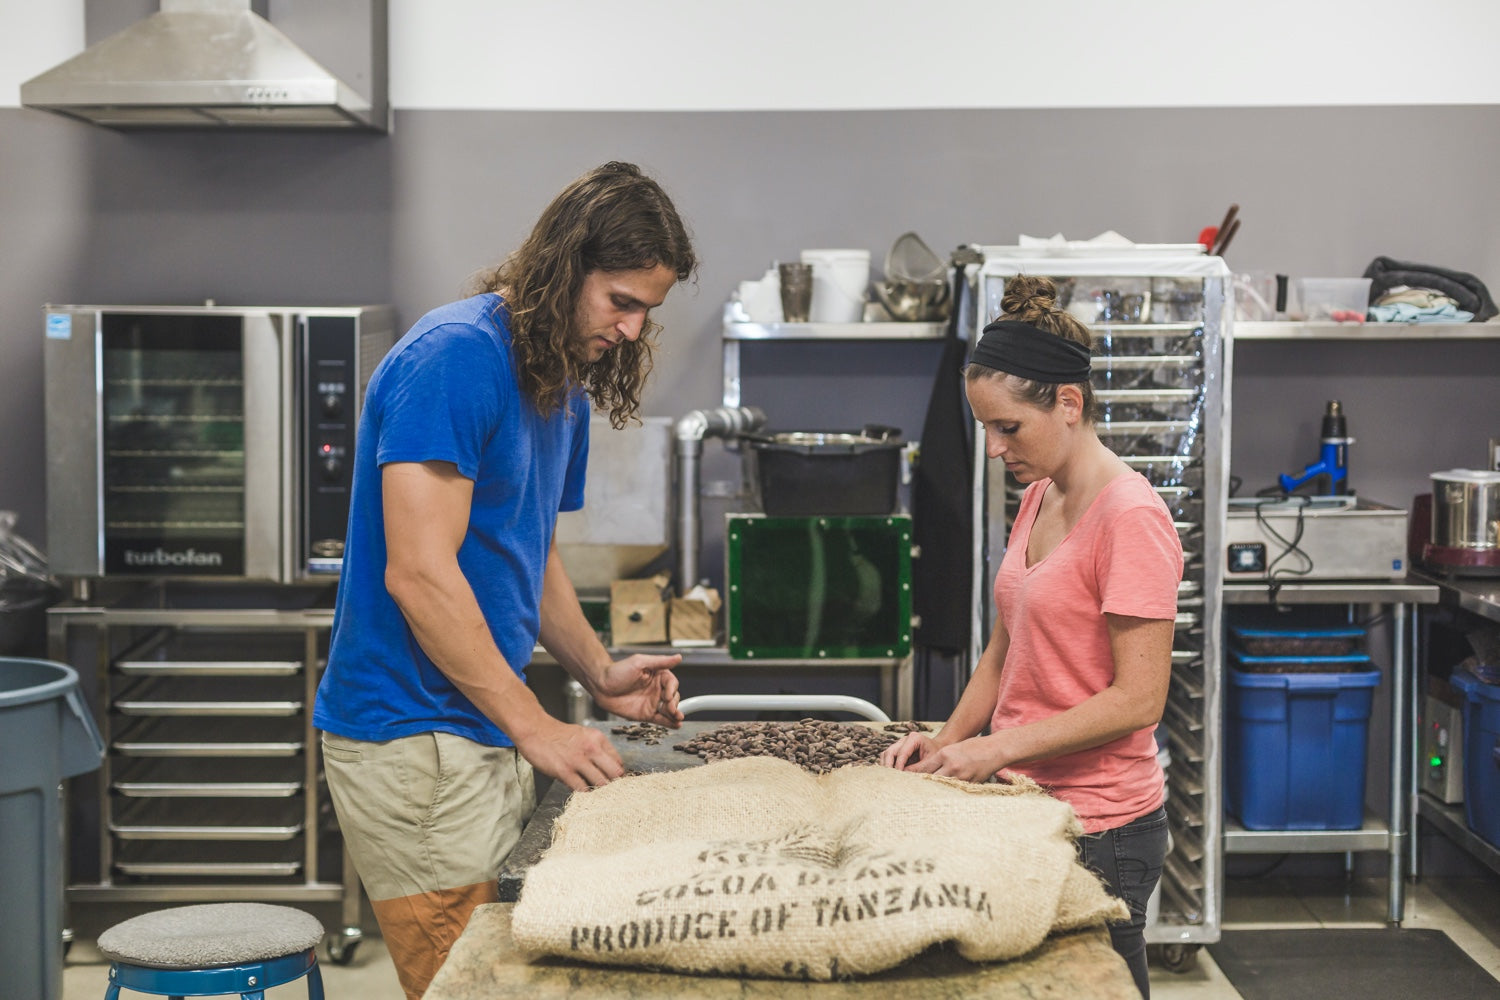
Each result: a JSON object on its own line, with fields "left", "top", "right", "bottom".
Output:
{"left": 669, "top": 586, "right": 721, "bottom": 646}
{"left": 609, "top": 574, "right": 669, "bottom": 646}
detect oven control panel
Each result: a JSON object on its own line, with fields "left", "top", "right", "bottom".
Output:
{"left": 303, "top": 316, "right": 357, "bottom": 574}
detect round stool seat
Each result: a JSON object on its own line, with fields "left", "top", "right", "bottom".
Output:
{"left": 98, "top": 903, "right": 325, "bottom": 969}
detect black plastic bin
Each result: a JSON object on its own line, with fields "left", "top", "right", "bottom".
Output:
{"left": 748, "top": 427, "right": 904, "bottom": 516}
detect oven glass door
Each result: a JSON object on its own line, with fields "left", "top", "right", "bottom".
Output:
{"left": 100, "top": 313, "right": 282, "bottom": 577}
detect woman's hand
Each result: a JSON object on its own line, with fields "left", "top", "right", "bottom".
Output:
{"left": 880, "top": 732, "right": 938, "bottom": 769}
{"left": 900, "top": 735, "right": 1005, "bottom": 783}
{"left": 591, "top": 653, "right": 683, "bottom": 727}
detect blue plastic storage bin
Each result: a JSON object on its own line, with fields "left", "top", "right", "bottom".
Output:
{"left": 1449, "top": 670, "right": 1500, "bottom": 847}
{"left": 1225, "top": 667, "right": 1381, "bottom": 830}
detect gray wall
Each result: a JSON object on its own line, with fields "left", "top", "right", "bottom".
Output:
{"left": 3, "top": 103, "right": 1499, "bottom": 559}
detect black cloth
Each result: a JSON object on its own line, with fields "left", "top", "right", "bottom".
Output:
{"left": 971, "top": 320, "right": 1092, "bottom": 383}
{"left": 911, "top": 263, "right": 974, "bottom": 654}
{"left": 1363, "top": 256, "right": 1497, "bottom": 321}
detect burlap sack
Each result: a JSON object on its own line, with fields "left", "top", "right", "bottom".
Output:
{"left": 511, "top": 757, "right": 1128, "bottom": 980}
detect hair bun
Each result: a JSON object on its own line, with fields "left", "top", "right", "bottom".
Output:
{"left": 1000, "top": 274, "right": 1059, "bottom": 319}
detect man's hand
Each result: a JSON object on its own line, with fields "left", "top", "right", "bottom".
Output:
{"left": 513, "top": 716, "right": 626, "bottom": 792}
{"left": 593, "top": 653, "right": 684, "bottom": 728}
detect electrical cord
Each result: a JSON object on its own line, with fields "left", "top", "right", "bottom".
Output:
{"left": 1249, "top": 490, "right": 1315, "bottom": 609}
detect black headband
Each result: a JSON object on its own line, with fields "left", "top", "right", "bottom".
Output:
{"left": 970, "top": 320, "right": 1092, "bottom": 383}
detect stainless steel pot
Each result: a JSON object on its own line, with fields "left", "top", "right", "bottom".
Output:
{"left": 1431, "top": 469, "right": 1500, "bottom": 550}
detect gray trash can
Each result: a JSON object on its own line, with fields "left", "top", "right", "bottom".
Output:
{"left": 0, "top": 657, "right": 105, "bottom": 1000}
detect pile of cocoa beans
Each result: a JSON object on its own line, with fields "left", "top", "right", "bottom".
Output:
{"left": 610, "top": 723, "right": 672, "bottom": 745}
{"left": 669, "top": 719, "right": 930, "bottom": 774}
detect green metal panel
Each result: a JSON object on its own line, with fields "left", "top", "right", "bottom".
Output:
{"left": 726, "top": 514, "right": 913, "bottom": 660}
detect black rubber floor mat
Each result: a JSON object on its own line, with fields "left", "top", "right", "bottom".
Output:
{"left": 1208, "top": 928, "right": 1500, "bottom": 1000}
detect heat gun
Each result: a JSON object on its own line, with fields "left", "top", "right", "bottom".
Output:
{"left": 1279, "top": 400, "right": 1352, "bottom": 496}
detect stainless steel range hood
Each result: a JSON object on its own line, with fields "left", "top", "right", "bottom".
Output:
{"left": 21, "top": 0, "right": 387, "bottom": 131}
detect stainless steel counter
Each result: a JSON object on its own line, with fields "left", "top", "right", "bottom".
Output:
{"left": 1221, "top": 579, "right": 1440, "bottom": 606}
{"left": 1409, "top": 568, "right": 1500, "bottom": 625}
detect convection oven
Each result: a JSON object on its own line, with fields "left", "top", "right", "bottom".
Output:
{"left": 43, "top": 304, "right": 395, "bottom": 582}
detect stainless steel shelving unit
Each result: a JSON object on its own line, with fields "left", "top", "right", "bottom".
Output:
{"left": 1221, "top": 579, "right": 1438, "bottom": 925}
{"left": 49, "top": 582, "right": 364, "bottom": 962}
{"left": 1235, "top": 320, "right": 1500, "bottom": 340}
{"left": 721, "top": 312, "right": 946, "bottom": 408}
{"left": 1409, "top": 570, "right": 1500, "bottom": 881}
{"left": 969, "top": 250, "right": 1232, "bottom": 960}
{"left": 714, "top": 311, "right": 938, "bottom": 716}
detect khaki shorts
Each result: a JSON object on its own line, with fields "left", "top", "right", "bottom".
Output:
{"left": 321, "top": 730, "right": 537, "bottom": 901}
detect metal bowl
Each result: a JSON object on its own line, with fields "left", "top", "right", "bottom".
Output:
{"left": 872, "top": 279, "right": 951, "bottom": 322}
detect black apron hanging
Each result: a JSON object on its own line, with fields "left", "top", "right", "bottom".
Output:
{"left": 911, "top": 260, "right": 974, "bottom": 654}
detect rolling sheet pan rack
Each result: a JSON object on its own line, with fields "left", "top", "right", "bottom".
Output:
{"left": 48, "top": 580, "right": 364, "bottom": 962}
{"left": 969, "top": 249, "right": 1232, "bottom": 964}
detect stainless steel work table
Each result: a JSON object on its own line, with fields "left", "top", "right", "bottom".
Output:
{"left": 542, "top": 644, "right": 916, "bottom": 726}
{"left": 1220, "top": 578, "right": 1440, "bottom": 925}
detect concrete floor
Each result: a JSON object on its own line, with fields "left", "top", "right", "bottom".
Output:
{"left": 61, "top": 875, "right": 1500, "bottom": 999}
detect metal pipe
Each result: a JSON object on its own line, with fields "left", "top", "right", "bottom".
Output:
{"left": 673, "top": 406, "right": 765, "bottom": 593}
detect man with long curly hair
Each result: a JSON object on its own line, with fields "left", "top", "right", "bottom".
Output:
{"left": 314, "top": 162, "right": 696, "bottom": 998}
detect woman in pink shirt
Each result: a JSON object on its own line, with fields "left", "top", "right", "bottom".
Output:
{"left": 882, "top": 274, "right": 1182, "bottom": 997}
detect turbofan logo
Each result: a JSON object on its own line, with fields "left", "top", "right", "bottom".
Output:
{"left": 123, "top": 547, "right": 224, "bottom": 568}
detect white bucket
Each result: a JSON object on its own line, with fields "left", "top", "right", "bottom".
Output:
{"left": 800, "top": 249, "right": 870, "bottom": 324}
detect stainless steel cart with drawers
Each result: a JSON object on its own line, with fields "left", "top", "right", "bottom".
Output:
{"left": 968, "top": 247, "right": 1231, "bottom": 968}
{"left": 49, "top": 581, "right": 363, "bottom": 963}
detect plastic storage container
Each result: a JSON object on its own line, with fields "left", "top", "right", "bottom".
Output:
{"left": 1225, "top": 667, "right": 1381, "bottom": 830}
{"left": 1287, "top": 277, "right": 1372, "bottom": 322}
{"left": 1449, "top": 670, "right": 1500, "bottom": 847}
{"left": 1229, "top": 626, "right": 1365, "bottom": 657}
{"left": 0, "top": 658, "right": 105, "bottom": 1000}
{"left": 1228, "top": 648, "right": 1374, "bottom": 674}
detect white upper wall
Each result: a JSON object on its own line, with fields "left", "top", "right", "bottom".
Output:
{"left": 1, "top": 1, "right": 83, "bottom": 106}
{"left": 5, "top": 0, "right": 1499, "bottom": 110}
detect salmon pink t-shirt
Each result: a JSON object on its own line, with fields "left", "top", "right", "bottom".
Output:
{"left": 992, "top": 472, "right": 1183, "bottom": 833}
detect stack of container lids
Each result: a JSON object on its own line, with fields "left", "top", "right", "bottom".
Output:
{"left": 1228, "top": 625, "right": 1369, "bottom": 673}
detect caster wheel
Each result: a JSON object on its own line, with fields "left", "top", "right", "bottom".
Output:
{"left": 1154, "top": 942, "right": 1200, "bottom": 973}
{"left": 326, "top": 927, "right": 363, "bottom": 965}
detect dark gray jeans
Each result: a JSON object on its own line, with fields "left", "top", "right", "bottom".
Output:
{"left": 1075, "top": 805, "right": 1169, "bottom": 999}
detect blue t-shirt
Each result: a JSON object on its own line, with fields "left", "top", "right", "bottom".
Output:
{"left": 313, "top": 293, "right": 589, "bottom": 747}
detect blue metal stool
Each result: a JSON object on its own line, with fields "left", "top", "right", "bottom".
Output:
{"left": 97, "top": 902, "right": 325, "bottom": 1000}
